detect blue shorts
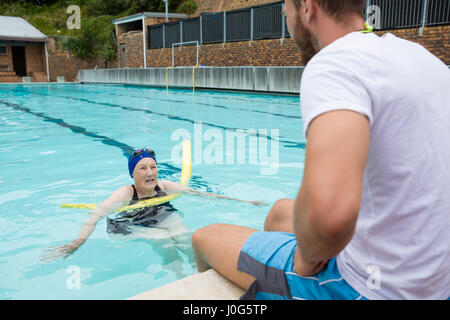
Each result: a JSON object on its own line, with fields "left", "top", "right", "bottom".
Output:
{"left": 238, "top": 231, "right": 367, "bottom": 300}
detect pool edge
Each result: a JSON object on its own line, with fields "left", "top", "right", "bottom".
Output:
{"left": 127, "top": 269, "right": 245, "bottom": 300}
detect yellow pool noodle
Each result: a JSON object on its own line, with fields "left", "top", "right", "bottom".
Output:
{"left": 61, "top": 140, "right": 192, "bottom": 212}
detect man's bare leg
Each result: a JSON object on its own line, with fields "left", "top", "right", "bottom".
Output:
{"left": 191, "top": 223, "right": 258, "bottom": 290}
{"left": 263, "top": 198, "right": 295, "bottom": 233}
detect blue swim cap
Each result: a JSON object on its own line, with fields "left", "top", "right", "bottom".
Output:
{"left": 128, "top": 148, "right": 157, "bottom": 178}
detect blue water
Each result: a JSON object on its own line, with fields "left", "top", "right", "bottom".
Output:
{"left": 0, "top": 83, "right": 305, "bottom": 299}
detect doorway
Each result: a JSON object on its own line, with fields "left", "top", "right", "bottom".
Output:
{"left": 120, "top": 44, "right": 126, "bottom": 68}
{"left": 12, "top": 46, "right": 26, "bottom": 77}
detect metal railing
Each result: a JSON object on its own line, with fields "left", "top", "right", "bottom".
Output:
{"left": 366, "top": 0, "right": 450, "bottom": 30}
{"left": 148, "top": 0, "right": 449, "bottom": 50}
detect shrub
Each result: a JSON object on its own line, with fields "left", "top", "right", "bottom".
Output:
{"left": 177, "top": 0, "right": 197, "bottom": 15}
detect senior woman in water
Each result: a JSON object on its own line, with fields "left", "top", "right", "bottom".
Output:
{"left": 42, "top": 148, "right": 265, "bottom": 261}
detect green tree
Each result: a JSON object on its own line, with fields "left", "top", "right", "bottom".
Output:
{"left": 67, "top": 15, "right": 116, "bottom": 63}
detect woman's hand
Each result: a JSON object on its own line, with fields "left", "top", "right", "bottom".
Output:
{"left": 293, "top": 247, "right": 328, "bottom": 277}
{"left": 40, "top": 239, "right": 84, "bottom": 263}
{"left": 249, "top": 200, "right": 268, "bottom": 207}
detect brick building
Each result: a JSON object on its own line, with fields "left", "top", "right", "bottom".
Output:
{"left": 114, "top": 12, "right": 188, "bottom": 69}
{"left": 30, "top": 0, "right": 449, "bottom": 81}
{"left": 114, "top": 0, "right": 450, "bottom": 69}
{"left": 0, "top": 16, "right": 49, "bottom": 82}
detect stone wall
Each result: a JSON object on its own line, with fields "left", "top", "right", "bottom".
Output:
{"left": 46, "top": 37, "right": 118, "bottom": 82}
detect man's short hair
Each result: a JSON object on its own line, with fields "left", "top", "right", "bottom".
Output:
{"left": 292, "top": 0, "right": 366, "bottom": 20}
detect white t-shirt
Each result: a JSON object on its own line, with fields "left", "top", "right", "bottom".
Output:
{"left": 300, "top": 31, "right": 450, "bottom": 300}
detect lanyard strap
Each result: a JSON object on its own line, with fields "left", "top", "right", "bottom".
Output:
{"left": 360, "top": 22, "right": 374, "bottom": 33}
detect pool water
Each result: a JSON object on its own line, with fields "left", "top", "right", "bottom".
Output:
{"left": 0, "top": 83, "right": 305, "bottom": 299}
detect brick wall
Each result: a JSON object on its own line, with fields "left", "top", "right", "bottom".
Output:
{"left": 147, "top": 37, "right": 302, "bottom": 67}
{"left": 0, "top": 43, "right": 13, "bottom": 70}
{"left": 46, "top": 22, "right": 449, "bottom": 82}
{"left": 25, "top": 43, "right": 47, "bottom": 82}
{"left": 47, "top": 37, "right": 117, "bottom": 82}
{"left": 117, "top": 31, "right": 144, "bottom": 68}
{"left": 142, "top": 25, "right": 450, "bottom": 68}
{"left": 0, "top": 42, "right": 48, "bottom": 82}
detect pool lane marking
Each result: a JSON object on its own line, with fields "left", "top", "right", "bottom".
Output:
{"left": 51, "top": 84, "right": 302, "bottom": 119}
{"left": 0, "top": 87, "right": 305, "bottom": 149}
{"left": 0, "top": 99, "right": 214, "bottom": 189}
{"left": 0, "top": 99, "right": 129, "bottom": 157}
{"left": 78, "top": 83, "right": 301, "bottom": 106}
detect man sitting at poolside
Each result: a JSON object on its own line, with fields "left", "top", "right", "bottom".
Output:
{"left": 191, "top": 0, "right": 450, "bottom": 299}
{"left": 42, "top": 148, "right": 265, "bottom": 262}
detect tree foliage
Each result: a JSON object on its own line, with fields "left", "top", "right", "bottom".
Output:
{"left": 177, "top": 0, "right": 197, "bottom": 15}
{"left": 0, "top": 0, "right": 191, "bottom": 63}
{"left": 67, "top": 16, "right": 116, "bottom": 62}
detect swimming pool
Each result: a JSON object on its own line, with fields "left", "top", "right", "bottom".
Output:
{"left": 0, "top": 83, "right": 305, "bottom": 299}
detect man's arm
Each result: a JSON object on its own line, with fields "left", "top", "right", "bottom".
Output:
{"left": 293, "top": 110, "right": 370, "bottom": 274}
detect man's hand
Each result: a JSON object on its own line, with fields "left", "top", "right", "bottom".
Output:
{"left": 293, "top": 247, "right": 328, "bottom": 277}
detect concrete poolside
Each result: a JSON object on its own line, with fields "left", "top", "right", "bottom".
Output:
{"left": 128, "top": 269, "right": 245, "bottom": 300}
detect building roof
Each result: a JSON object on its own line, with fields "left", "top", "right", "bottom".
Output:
{"left": 113, "top": 12, "right": 188, "bottom": 25}
{"left": 0, "top": 16, "right": 47, "bottom": 42}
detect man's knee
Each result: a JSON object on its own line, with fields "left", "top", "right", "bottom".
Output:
{"left": 264, "top": 198, "right": 294, "bottom": 232}
{"left": 191, "top": 223, "right": 223, "bottom": 249}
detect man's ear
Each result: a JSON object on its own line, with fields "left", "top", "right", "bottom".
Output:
{"left": 303, "top": 0, "right": 316, "bottom": 24}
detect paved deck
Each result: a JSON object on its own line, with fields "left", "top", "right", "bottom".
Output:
{"left": 128, "top": 269, "right": 245, "bottom": 300}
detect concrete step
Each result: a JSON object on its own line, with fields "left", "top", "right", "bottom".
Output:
{"left": 127, "top": 269, "right": 245, "bottom": 300}
{"left": 0, "top": 71, "right": 16, "bottom": 76}
{"left": 29, "top": 72, "right": 47, "bottom": 82}
{"left": 0, "top": 75, "right": 22, "bottom": 83}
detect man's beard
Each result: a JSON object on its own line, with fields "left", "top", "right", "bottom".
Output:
{"left": 293, "top": 17, "right": 318, "bottom": 65}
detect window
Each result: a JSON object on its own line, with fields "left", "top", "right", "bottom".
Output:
{"left": 0, "top": 42, "right": 7, "bottom": 54}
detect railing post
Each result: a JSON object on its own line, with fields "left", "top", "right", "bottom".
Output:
{"left": 281, "top": 3, "right": 285, "bottom": 44}
{"left": 250, "top": 8, "right": 254, "bottom": 47}
{"left": 180, "top": 21, "right": 183, "bottom": 49}
{"left": 420, "top": 0, "right": 429, "bottom": 36}
{"left": 163, "top": 23, "right": 166, "bottom": 50}
{"left": 142, "top": 16, "right": 147, "bottom": 68}
{"left": 200, "top": 15, "right": 203, "bottom": 45}
{"left": 366, "top": 0, "right": 371, "bottom": 21}
{"left": 223, "top": 11, "right": 227, "bottom": 47}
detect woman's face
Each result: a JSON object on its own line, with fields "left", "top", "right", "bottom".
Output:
{"left": 133, "top": 157, "right": 158, "bottom": 191}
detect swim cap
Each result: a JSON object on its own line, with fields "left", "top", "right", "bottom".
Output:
{"left": 128, "top": 149, "right": 157, "bottom": 178}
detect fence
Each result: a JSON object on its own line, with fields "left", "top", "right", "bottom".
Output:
{"left": 367, "top": 0, "right": 450, "bottom": 29}
{"left": 148, "top": 0, "right": 450, "bottom": 50}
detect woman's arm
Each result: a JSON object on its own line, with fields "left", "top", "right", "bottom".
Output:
{"left": 160, "top": 180, "right": 267, "bottom": 207}
{"left": 41, "top": 185, "right": 133, "bottom": 262}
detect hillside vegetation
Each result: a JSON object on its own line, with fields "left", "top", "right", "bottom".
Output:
{"left": 0, "top": 0, "right": 197, "bottom": 62}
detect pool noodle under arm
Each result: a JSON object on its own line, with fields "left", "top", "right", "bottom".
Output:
{"left": 61, "top": 140, "right": 192, "bottom": 212}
